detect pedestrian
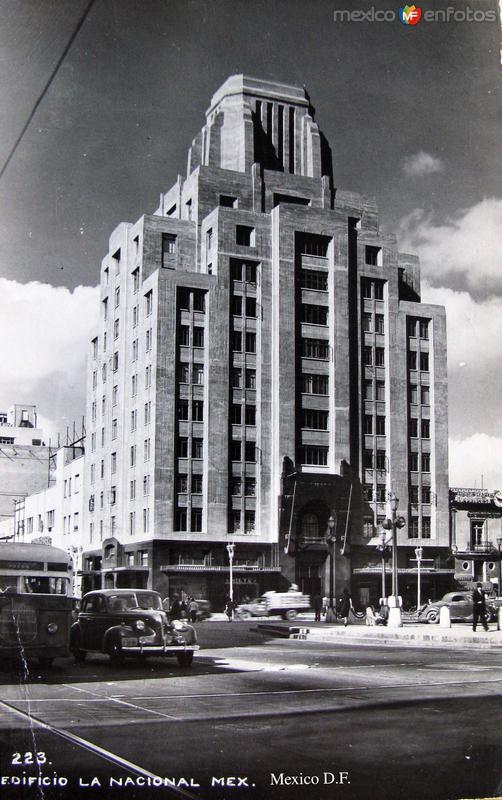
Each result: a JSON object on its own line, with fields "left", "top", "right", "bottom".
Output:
{"left": 339, "top": 587, "right": 354, "bottom": 627}
{"left": 312, "top": 594, "right": 322, "bottom": 622}
{"left": 225, "top": 597, "right": 235, "bottom": 621}
{"left": 188, "top": 597, "right": 199, "bottom": 623}
{"left": 365, "top": 605, "right": 376, "bottom": 626}
{"left": 170, "top": 595, "right": 183, "bottom": 620}
{"left": 472, "top": 582, "right": 489, "bottom": 632}
{"left": 322, "top": 596, "right": 329, "bottom": 617}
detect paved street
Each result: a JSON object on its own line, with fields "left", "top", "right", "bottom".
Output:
{"left": 1, "top": 623, "right": 502, "bottom": 800}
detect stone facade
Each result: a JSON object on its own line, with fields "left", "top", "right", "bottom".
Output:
{"left": 80, "top": 75, "right": 449, "bottom": 610}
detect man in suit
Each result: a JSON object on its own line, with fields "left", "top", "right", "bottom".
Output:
{"left": 472, "top": 582, "right": 489, "bottom": 632}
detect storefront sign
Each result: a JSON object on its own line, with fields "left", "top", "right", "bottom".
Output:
{"left": 451, "top": 488, "right": 502, "bottom": 508}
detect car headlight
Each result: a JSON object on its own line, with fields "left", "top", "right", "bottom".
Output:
{"left": 134, "top": 620, "right": 146, "bottom": 631}
{"left": 47, "top": 622, "right": 58, "bottom": 634}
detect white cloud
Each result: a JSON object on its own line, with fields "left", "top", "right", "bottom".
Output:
{"left": 402, "top": 151, "right": 444, "bottom": 177}
{"left": 398, "top": 197, "right": 502, "bottom": 293}
{"left": 0, "top": 279, "right": 99, "bottom": 438}
{"left": 449, "top": 434, "right": 502, "bottom": 489}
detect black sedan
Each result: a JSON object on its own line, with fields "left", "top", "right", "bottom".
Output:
{"left": 70, "top": 589, "right": 199, "bottom": 665}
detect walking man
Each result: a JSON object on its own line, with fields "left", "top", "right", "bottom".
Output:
{"left": 472, "top": 582, "right": 489, "bottom": 632}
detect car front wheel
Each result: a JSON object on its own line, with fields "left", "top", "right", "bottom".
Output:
{"left": 426, "top": 609, "right": 440, "bottom": 624}
{"left": 177, "top": 651, "right": 194, "bottom": 667}
{"left": 283, "top": 609, "right": 298, "bottom": 621}
{"left": 107, "top": 641, "right": 125, "bottom": 665}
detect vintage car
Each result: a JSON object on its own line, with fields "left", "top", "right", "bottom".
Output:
{"left": 234, "top": 591, "right": 311, "bottom": 621}
{"left": 70, "top": 589, "right": 199, "bottom": 665}
{"left": 418, "top": 591, "right": 497, "bottom": 624}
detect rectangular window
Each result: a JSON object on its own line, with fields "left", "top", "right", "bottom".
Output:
{"left": 301, "top": 304, "right": 328, "bottom": 325}
{"left": 244, "top": 511, "right": 255, "bottom": 533}
{"left": 193, "top": 364, "right": 204, "bottom": 385}
{"left": 363, "top": 415, "right": 373, "bottom": 435}
{"left": 363, "top": 449, "right": 374, "bottom": 469}
{"left": 407, "top": 318, "right": 417, "bottom": 338}
{"left": 162, "top": 233, "right": 177, "bottom": 258}
{"left": 245, "top": 405, "right": 256, "bottom": 426}
{"left": 245, "top": 332, "right": 256, "bottom": 353}
{"left": 192, "top": 400, "right": 204, "bottom": 422}
{"left": 232, "top": 331, "right": 242, "bottom": 352}
{"left": 236, "top": 225, "right": 255, "bottom": 246}
{"left": 144, "top": 401, "right": 151, "bottom": 424}
{"left": 92, "top": 370, "right": 97, "bottom": 389}
{"left": 299, "top": 446, "right": 328, "bottom": 466}
{"left": 300, "top": 270, "right": 328, "bottom": 291}
{"left": 114, "top": 318, "right": 119, "bottom": 339}
{"left": 177, "top": 474, "right": 188, "bottom": 493}
{"left": 132, "top": 305, "right": 139, "bottom": 327}
{"left": 421, "top": 386, "right": 430, "bottom": 405}
{"left": 375, "top": 348, "right": 385, "bottom": 367}
{"left": 422, "top": 486, "right": 431, "bottom": 504}
{"left": 245, "top": 297, "right": 257, "bottom": 318}
{"left": 178, "top": 364, "right": 189, "bottom": 383}
{"left": 302, "top": 410, "right": 329, "bottom": 430}
{"left": 178, "top": 437, "right": 188, "bottom": 457}
{"left": 421, "top": 453, "right": 431, "bottom": 473}
{"left": 362, "top": 279, "right": 372, "bottom": 299}
{"left": 230, "top": 510, "right": 241, "bottom": 533}
{"left": 113, "top": 351, "right": 119, "bottom": 372}
{"left": 421, "top": 419, "right": 430, "bottom": 439}
{"left": 206, "top": 228, "right": 213, "bottom": 251}
{"left": 143, "top": 508, "right": 150, "bottom": 533}
{"left": 365, "top": 245, "right": 381, "bottom": 266}
{"left": 420, "top": 352, "right": 429, "bottom": 371}
{"left": 111, "top": 418, "right": 118, "bottom": 439}
{"left": 376, "top": 380, "right": 385, "bottom": 401}
{"left": 129, "top": 512, "right": 135, "bottom": 536}
{"left": 132, "top": 374, "right": 138, "bottom": 396}
{"left": 132, "top": 267, "right": 140, "bottom": 293}
{"left": 302, "top": 374, "right": 329, "bottom": 395}
{"left": 177, "top": 400, "right": 189, "bottom": 420}
{"left": 146, "top": 328, "right": 152, "bottom": 352}
{"left": 231, "top": 477, "right": 242, "bottom": 496}
{"left": 363, "top": 346, "right": 373, "bottom": 366}
{"left": 410, "top": 486, "right": 419, "bottom": 504}
{"left": 111, "top": 452, "right": 117, "bottom": 474}
{"left": 245, "top": 442, "right": 256, "bottom": 463}
{"left": 100, "top": 459, "right": 105, "bottom": 479}
{"left": 422, "top": 517, "right": 431, "bottom": 539}
{"left": 220, "top": 194, "right": 237, "bottom": 208}
{"left": 179, "top": 326, "right": 190, "bottom": 346}
{"left": 114, "top": 287, "right": 120, "bottom": 308}
{"left": 409, "top": 418, "right": 418, "bottom": 437}
{"left": 130, "top": 480, "right": 136, "bottom": 500}
{"left": 245, "top": 369, "right": 256, "bottom": 389}
{"left": 419, "top": 320, "right": 429, "bottom": 339}
{"left": 143, "top": 438, "right": 151, "bottom": 461}
{"left": 376, "top": 450, "right": 386, "bottom": 470}
{"left": 231, "top": 440, "right": 242, "bottom": 461}
{"left": 299, "top": 234, "right": 329, "bottom": 257}
{"left": 376, "top": 415, "right": 386, "bottom": 435}
{"left": 145, "top": 290, "right": 153, "bottom": 316}
{"left": 131, "top": 409, "right": 137, "bottom": 431}
{"left": 102, "top": 297, "right": 109, "bottom": 322}
{"left": 191, "top": 474, "right": 203, "bottom": 493}
{"left": 373, "top": 281, "right": 384, "bottom": 300}
{"left": 193, "top": 327, "right": 204, "bottom": 348}
{"left": 193, "top": 291, "right": 206, "bottom": 312}
{"left": 375, "top": 314, "right": 385, "bottom": 334}
{"left": 362, "top": 313, "right": 372, "bottom": 332}
{"left": 375, "top": 485, "right": 386, "bottom": 503}
{"left": 410, "top": 452, "right": 419, "bottom": 471}
{"left": 130, "top": 445, "right": 136, "bottom": 467}
{"left": 110, "top": 487, "right": 116, "bottom": 506}
{"left": 112, "top": 385, "right": 118, "bottom": 406}
{"left": 408, "top": 518, "right": 419, "bottom": 539}
{"left": 192, "top": 438, "right": 203, "bottom": 459}
{"left": 145, "top": 365, "right": 152, "bottom": 387}
{"left": 230, "top": 404, "right": 242, "bottom": 424}
{"left": 232, "top": 296, "right": 242, "bottom": 316}
{"left": 231, "top": 368, "right": 242, "bottom": 388}
{"left": 408, "top": 351, "right": 417, "bottom": 370}
{"left": 176, "top": 508, "right": 188, "bottom": 531}
{"left": 409, "top": 384, "right": 418, "bottom": 404}
{"left": 364, "top": 381, "right": 373, "bottom": 401}
{"left": 302, "top": 338, "right": 329, "bottom": 360}
{"left": 191, "top": 509, "right": 203, "bottom": 532}
{"left": 245, "top": 262, "right": 257, "bottom": 284}
{"left": 143, "top": 475, "right": 150, "bottom": 496}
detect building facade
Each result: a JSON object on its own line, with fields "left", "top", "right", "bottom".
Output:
{"left": 0, "top": 404, "right": 49, "bottom": 524}
{"left": 80, "top": 75, "right": 449, "bottom": 609}
{"left": 450, "top": 487, "right": 502, "bottom": 592}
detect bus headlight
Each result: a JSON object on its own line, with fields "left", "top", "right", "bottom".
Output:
{"left": 134, "top": 620, "right": 146, "bottom": 631}
{"left": 47, "top": 623, "right": 58, "bottom": 634}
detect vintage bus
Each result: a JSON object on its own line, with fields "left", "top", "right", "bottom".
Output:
{"left": 0, "top": 541, "right": 74, "bottom": 667}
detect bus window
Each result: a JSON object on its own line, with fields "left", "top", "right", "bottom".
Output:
{"left": 21, "top": 576, "right": 69, "bottom": 595}
{"left": 0, "top": 576, "right": 18, "bottom": 593}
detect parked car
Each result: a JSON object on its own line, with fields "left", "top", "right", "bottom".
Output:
{"left": 70, "top": 589, "right": 199, "bottom": 666}
{"left": 418, "top": 591, "right": 497, "bottom": 624}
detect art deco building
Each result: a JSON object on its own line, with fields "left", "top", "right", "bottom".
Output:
{"left": 81, "top": 75, "right": 449, "bottom": 608}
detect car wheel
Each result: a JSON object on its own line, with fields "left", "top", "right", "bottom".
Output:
{"left": 177, "top": 652, "right": 194, "bottom": 668}
{"left": 237, "top": 610, "right": 252, "bottom": 620}
{"left": 283, "top": 609, "right": 298, "bottom": 621}
{"left": 38, "top": 657, "right": 54, "bottom": 668}
{"left": 107, "top": 641, "right": 125, "bottom": 665}
{"left": 426, "top": 609, "right": 440, "bottom": 624}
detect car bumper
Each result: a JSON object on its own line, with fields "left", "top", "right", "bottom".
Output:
{"left": 120, "top": 643, "right": 200, "bottom": 655}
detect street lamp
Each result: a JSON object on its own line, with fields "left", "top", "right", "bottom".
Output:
{"left": 415, "top": 546, "right": 423, "bottom": 611}
{"left": 325, "top": 515, "right": 337, "bottom": 623}
{"left": 376, "top": 530, "right": 390, "bottom": 600}
{"left": 226, "top": 543, "right": 235, "bottom": 611}
{"left": 497, "top": 537, "right": 502, "bottom": 598}
{"left": 382, "top": 493, "right": 406, "bottom": 627}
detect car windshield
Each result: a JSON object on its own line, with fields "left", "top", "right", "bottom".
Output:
{"left": 107, "top": 593, "right": 162, "bottom": 612}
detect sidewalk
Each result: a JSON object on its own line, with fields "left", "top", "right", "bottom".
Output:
{"left": 256, "top": 620, "right": 502, "bottom": 650}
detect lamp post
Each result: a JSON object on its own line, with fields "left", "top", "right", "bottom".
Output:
{"left": 325, "top": 514, "right": 337, "bottom": 623}
{"left": 376, "top": 530, "right": 389, "bottom": 600}
{"left": 415, "top": 546, "right": 423, "bottom": 611}
{"left": 497, "top": 537, "right": 502, "bottom": 598}
{"left": 226, "top": 543, "right": 235, "bottom": 612}
{"left": 382, "top": 493, "right": 406, "bottom": 627}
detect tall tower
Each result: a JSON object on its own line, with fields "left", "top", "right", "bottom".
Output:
{"left": 81, "top": 76, "right": 449, "bottom": 608}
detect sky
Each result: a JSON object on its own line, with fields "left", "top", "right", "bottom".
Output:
{"left": 0, "top": 0, "right": 501, "bottom": 486}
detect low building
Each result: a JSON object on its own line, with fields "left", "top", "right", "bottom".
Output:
{"left": 450, "top": 487, "right": 502, "bottom": 592}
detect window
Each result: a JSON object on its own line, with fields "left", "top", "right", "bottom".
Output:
{"left": 245, "top": 332, "right": 256, "bottom": 353}
{"left": 178, "top": 364, "right": 189, "bottom": 384}
{"left": 376, "top": 450, "right": 387, "bottom": 470}
{"left": 145, "top": 365, "right": 152, "bottom": 387}
{"left": 231, "top": 368, "right": 242, "bottom": 388}
{"left": 178, "top": 288, "right": 190, "bottom": 311}
{"left": 177, "top": 474, "right": 188, "bottom": 493}
{"left": 422, "top": 517, "right": 431, "bottom": 539}
{"left": 220, "top": 194, "right": 237, "bottom": 208}
{"left": 300, "top": 270, "right": 328, "bottom": 291}
{"left": 192, "top": 438, "right": 203, "bottom": 459}
{"left": 132, "top": 374, "right": 138, "bottom": 396}
{"left": 363, "top": 415, "right": 373, "bottom": 435}
{"left": 375, "top": 314, "right": 385, "bottom": 334}
{"left": 230, "top": 405, "right": 242, "bottom": 424}
{"left": 114, "top": 287, "right": 120, "bottom": 308}
{"left": 177, "top": 400, "right": 189, "bottom": 420}
{"left": 191, "top": 509, "right": 202, "bottom": 532}
{"left": 232, "top": 296, "right": 242, "bottom": 316}
{"left": 91, "top": 432, "right": 96, "bottom": 452}
{"left": 245, "top": 262, "right": 257, "bottom": 284}
{"left": 102, "top": 363, "right": 107, "bottom": 383}
{"left": 299, "top": 446, "right": 328, "bottom": 466}
{"left": 245, "top": 405, "right": 256, "bottom": 425}
{"left": 376, "top": 381, "right": 385, "bottom": 401}
{"left": 410, "top": 452, "right": 419, "bottom": 471}
{"left": 420, "top": 352, "right": 429, "bottom": 371}
{"left": 363, "top": 450, "right": 374, "bottom": 469}
{"left": 365, "top": 246, "right": 381, "bottom": 266}
{"left": 73, "top": 512, "right": 79, "bottom": 531}
{"left": 410, "top": 486, "right": 419, "bottom": 504}
{"left": 245, "top": 369, "right": 256, "bottom": 389}
{"left": 111, "top": 452, "right": 117, "bottom": 474}
{"left": 419, "top": 320, "right": 429, "bottom": 339}
{"left": 130, "top": 445, "right": 136, "bottom": 467}
{"left": 363, "top": 346, "right": 373, "bottom": 366}
{"left": 179, "top": 326, "right": 190, "bottom": 347}
{"left": 113, "top": 351, "right": 119, "bottom": 372}
{"left": 409, "top": 418, "right": 418, "bottom": 438}
{"left": 421, "top": 453, "right": 431, "bottom": 473}
{"left": 144, "top": 438, "right": 151, "bottom": 461}
{"left": 143, "top": 508, "right": 150, "bottom": 533}
{"left": 143, "top": 475, "right": 150, "bottom": 496}
{"left": 244, "top": 511, "right": 255, "bottom": 533}
{"left": 114, "top": 318, "right": 119, "bottom": 339}
{"left": 407, "top": 319, "right": 417, "bottom": 338}
{"left": 103, "top": 267, "right": 109, "bottom": 286}
{"left": 231, "top": 440, "right": 242, "bottom": 461}
{"left": 362, "top": 280, "right": 372, "bottom": 299}
{"left": 90, "top": 463, "right": 95, "bottom": 484}
{"left": 176, "top": 508, "right": 188, "bottom": 531}
{"left": 236, "top": 225, "right": 255, "bottom": 246}
{"left": 373, "top": 281, "right": 384, "bottom": 300}
{"left": 185, "top": 199, "right": 192, "bottom": 220}
{"left": 362, "top": 313, "right": 372, "bottom": 333}
{"left": 302, "top": 338, "right": 329, "bottom": 360}
{"left": 92, "top": 370, "right": 97, "bottom": 389}
{"left": 232, "top": 331, "right": 242, "bottom": 352}
{"left": 103, "top": 332, "right": 107, "bottom": 352}
{"left": 408, "top": 518, "right": 419, "bottom": 539}
{"left": 131, "top": 409, "right": 137, "bottom": 431}
{"left": 145, "top": 290, "right": 153, "bottom": 316}
{"left": 193, "top": 364, "right": 204, "bottom": 385}
{"left": 230, "top": 510, "right": 241, "bottom": 533}
{"left": 206, "top": 228, "right": 213, "bottom": 251}
{"left": 162, "top": 233, "right": 177, "bottom": 258}
{"left": 110, "top": 487, "right": 116, "bottom": 506}
{"left": 245, "top": 297, "right": 257, "bottom": 318}
{"left": 408, "top": 351, "right": 417, "bottom": 370}
{"left": 191, "top": 474, "right": 203, "bottom": 493}
{"left": 375, "top": 485, "right": 386, "bottom": 503}
{"left": 193, "top": 291, "right": 205, "bottom": 312}
{"left": 299, "top": 234, "right": 329, "bottom": 257}
{"left": 421, "top": 419, "right": 430, "bottom": 439}
{"left": 144, "top": 401, "right": 151, "bottom": 424}
{"left": 192, "top": 400, "right": 204, "bottom": 422}
{"left": 364, "top": 381, "right": 373, "bottom": 401}
{"left": 301, "top": 304, "right": 328, "bottom": 325}
{"left": 111, "top": 418, "right": 118, "bottom": 439}
{"left": 129, "top": 512, "right": 135, "bottom": 536}
{"left": 112, "top": 385, "right": 118, "bottom": 406}
{"left": 245, "top": 478, "right": 256, "bottom": 497}
{"left": 146, "top": 328, "right": 152, "bottom": 352}
{"left": 471, "top": 520, "right": 485, "bottom": 547}
{"left": 409, "top": 384, "right": 418, "bottom": 404}
{"left": 101, "top": 395, "right": 106, "bottom": 415}
{"left": 302, "top": 374, "right": 328, "bottom": 395}
{"left": 421, "top": 386, "right": 430, "bottom": 405}
{"left": 422, "top": 486, "right": 431, "bottom": 504}
{"left": 112, "top": 249, "right": 120, "bottom": 274}
{"left": 132, "top": 267, "right": 140, "bottom": 293}
{"left": 376, "top": 416, "right": 386, "bottom": 435}
{"left": 245, "top": 442, "right": 256, "bottom": 463}
{"left": 375, "top": 348, "right": 385, "bottom": 367}
{"left": 193, "top": 327, "right": 204, "bottom": 348}
{"left": 302, "top": 410, "right": 329, "bottom": 430}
